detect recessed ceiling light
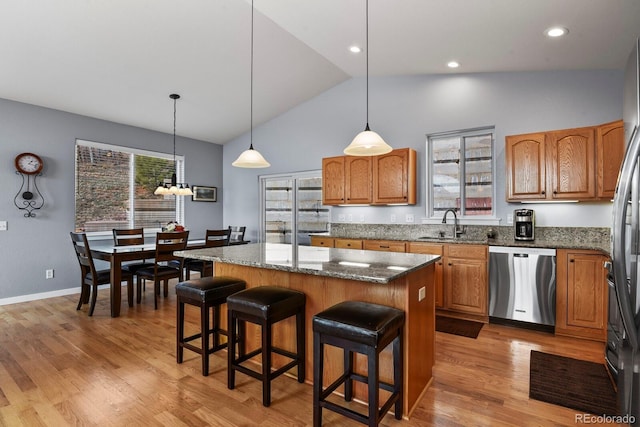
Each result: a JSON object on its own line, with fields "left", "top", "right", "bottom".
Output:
{"left": 447, "top": 61, "right": 460, "bottom": 68}
{"left": 545, "top": 27, "right": 568, "bottom": 38}
{"left": 349, "top": 45, "right": 362, "bottom": 53}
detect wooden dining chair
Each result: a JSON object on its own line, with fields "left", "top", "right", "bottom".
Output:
{"left": 70, "top": 232, "right": 134, "bottom": 316}
{"left": 113, "top": 228, "right": 154, "bottom": 302}
{"left": 135, "top": 231, "right": 189, "bottom": 309}
{"left": 183, "top": 228, "right": 231, "bottom": 279}
{"left": 229, "top": 226, "right": 246, "bottom": 243}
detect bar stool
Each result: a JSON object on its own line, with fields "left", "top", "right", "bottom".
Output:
{"left": 226, "top": 286, "right": 306, "bottom": 407}
{"left": 176, "top": 276, "right": 246, "bottom": 376}
{"left": 312, "top": 301, "right": 405, "bottom": 427}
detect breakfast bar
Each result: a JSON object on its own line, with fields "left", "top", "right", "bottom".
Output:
{"left": 177, "top": 243, "right": 440, "bottom": 418}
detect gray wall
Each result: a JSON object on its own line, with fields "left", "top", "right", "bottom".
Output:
{"left": 223, "top": 70, "right": 623, "bottom": 240}
{"left": 0, "top": 98, "right": 223, "bottom": 301}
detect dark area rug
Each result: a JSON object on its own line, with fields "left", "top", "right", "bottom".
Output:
{"left": 435, "top": 316, "right": 483, "bottom": 338}
{"left": 529, "top": 350, "right": 618, "bottom": 416}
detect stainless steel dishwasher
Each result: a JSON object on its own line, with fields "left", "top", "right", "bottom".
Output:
{"left": 489, "top": 246, "right": 557, "bottom": 328}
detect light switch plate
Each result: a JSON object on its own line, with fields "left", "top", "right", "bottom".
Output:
{"left": 0, "top": 221, "right": 6, "bottom": 231}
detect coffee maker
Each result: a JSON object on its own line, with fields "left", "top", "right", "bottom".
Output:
{"left": 514, "top": 209, "right": 535, "bottom": 241}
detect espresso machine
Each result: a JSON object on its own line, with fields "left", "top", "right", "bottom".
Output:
{"left": 514, "top": 209, "right": 535, "bottom": 241}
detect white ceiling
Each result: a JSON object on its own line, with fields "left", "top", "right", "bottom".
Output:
{"left": 1, "top": 0, "right": 639, "bottom": 144}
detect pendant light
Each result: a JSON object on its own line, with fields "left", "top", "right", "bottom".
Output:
{"left": 232, "top": 0, "right": 270, "bottom": 168}
{"left": 343, "top": 0, "right": 392, "bottom": 156}
{"left": 154, "top": 94, "right": 194, "bottom": 196}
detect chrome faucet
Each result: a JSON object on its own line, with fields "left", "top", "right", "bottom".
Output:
{"left": 442, "top": 208, "right": 464, "bottom": 239}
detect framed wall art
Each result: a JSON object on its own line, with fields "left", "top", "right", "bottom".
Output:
{"left": 192, "top": 185, "right": 217, "bottom": 202}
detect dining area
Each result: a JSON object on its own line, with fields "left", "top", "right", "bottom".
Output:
{"left": 71, "top": 226, "right": 249, "bottom": 317}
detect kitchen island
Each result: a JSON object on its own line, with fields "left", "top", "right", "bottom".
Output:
{"left": 176, "top": 243, "right": 440, "bottom": 418}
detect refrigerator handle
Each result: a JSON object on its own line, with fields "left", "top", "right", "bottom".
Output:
{"left": 612, "top": 126, "right": 640, "bottom": 350}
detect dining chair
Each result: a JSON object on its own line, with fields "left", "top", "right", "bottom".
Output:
{"left": 183, "top": 228, "right": 231, "bottom": 279}
{"left": 70, "top": 232, "right": 134, "bottom": 316}
{"left": 135, "top": 230, "right": 189, "bottom": 309}
{"left": 113, "top": 228, "right": 155, "bottom": 301}
{"left": 229, "top": 226, "right": 246, "bottom": 243}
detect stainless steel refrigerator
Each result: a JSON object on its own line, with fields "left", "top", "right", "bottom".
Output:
{"left": 611, "top": 38, "right": 640, "bottom": 425}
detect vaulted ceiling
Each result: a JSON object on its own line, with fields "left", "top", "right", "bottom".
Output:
{"left": 1, "top": 0, "right": 638, "bottom": 144}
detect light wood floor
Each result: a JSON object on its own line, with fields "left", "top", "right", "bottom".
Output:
{"left": 0, "top": 280, "right": 623, "bottom": 426}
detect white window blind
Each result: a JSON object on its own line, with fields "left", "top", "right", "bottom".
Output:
{"left": 74, "top": 139, "right": 185, "bottom": 233}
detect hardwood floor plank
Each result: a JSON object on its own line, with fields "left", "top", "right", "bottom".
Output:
{"left": 0, "top": 281, "right": 625, "bottom": 426}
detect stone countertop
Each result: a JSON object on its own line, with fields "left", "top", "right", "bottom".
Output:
{"left": 176, "top": 243, "right": 440, "bottom": 284}
{"left": 311, "top": 224, "right": 611, "bottom": 255}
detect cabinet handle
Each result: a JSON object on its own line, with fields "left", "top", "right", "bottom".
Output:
{"left": 380, "top": 245, "right": 389, "bottom": 249}
{"left": 553, "top": 191, "right": 557, "bottom": 194}
{"left": 541, "top": 191, "right": 545, "bottom": 195}
{"left": 448, "top": 263, "right": 452, "bottom": 266}
{"left": 569, "top": 259, "right": 574, "bottom": 263}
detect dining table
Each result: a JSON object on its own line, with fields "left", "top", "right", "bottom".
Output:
{"left": 89, "top": 239, "right": 206, "bottom": 317}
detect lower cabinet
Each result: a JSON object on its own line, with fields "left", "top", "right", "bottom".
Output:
{"left": 555, "top": 249, "right": 608, "bottom": 342}
{"left": 310, "top": 236, "right": 334, "bottom": 248}
{"left": 443, "top": 244, "right": 488, "bottom": 316}
{"left": 363, "top": 239, "right": 407, "bottom": 252}
{"left": 334, "top": 238, "right": 363, "bottom": 249}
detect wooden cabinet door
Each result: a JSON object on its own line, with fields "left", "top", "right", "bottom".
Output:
{"left": 334, "top": 238, "right": 363, "bottom": 249}
{"left": 322, "top": 156, "right": 345, "bottom": 205}
{"left": 408, "top": 242, "right": 444, "bottom": 308}
{"left": 547, "top": 127, "right": 596, "bottom": 200}
{"left": 372, "top": 148, "right": 417, "bottom": 204}
{"left": 363, "top": 240, "right": 407, "bottom": 252}
{"left": 597, "top": 120, "right": 624, "bottom": 199}
{"left": 444, "top": 257, "right": 488, "bottom": 315}
{"left": 345, "top": 156, "right": 372, "bottom": 204}
{"left": 310, "top": 236, "right": 334, "bottom": 248}
{"left": 556, "top": 249, "right": 607, "bottom": 341}
{"left": 506, "top": 133, "right": 547, "bottom": 200}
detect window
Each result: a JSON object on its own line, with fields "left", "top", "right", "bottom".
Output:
{"left": 427, "top": 127, "right": 495, "bottom": 219}
{"left": 75, "top": 139, "right": 185, "bottom": 233}
{"left": 260, "top": 171, "right": 329, "bottom": 246}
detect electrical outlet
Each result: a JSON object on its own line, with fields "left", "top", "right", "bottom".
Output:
{"left": 46, "top": 269, "right": 54, "bottom": 279}
{"left": 390, "top": 214, "right": 397, "bottom": 222}
{"left": 406, "top": 214, "right": 414, "bottom": 223}
{"left": 347, "top": 214, "right": 353, "bottom": 222}
{"left": 418, "top": 286, "right": 426, "bottom": 301}
{"left": 359, "top": 214, "right": 365, "bottom": 222}
{"left": 0, "top": 221, "right": 6, "bottom": 231}
{"left": 338, "top": 214, "right": 346, "bottom": 221}
{"left": 507, "top": 214, "right": 513, "bottom": 225}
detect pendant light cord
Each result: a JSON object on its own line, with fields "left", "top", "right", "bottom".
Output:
{"left": 173, "top": 95, "right": 177, "bottom": 166}
{"left": 249, "top": 0, "right": 254, "bottom": 150}
{"left": 365, "top": 0, "right": 369, "bottom": 128}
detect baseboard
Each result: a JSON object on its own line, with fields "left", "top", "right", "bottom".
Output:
{"left": 0, "top": 284, "right": 112, "bottom": 307}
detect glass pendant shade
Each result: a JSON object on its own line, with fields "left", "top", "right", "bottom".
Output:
{"left": 232, "top": 145, "right": 271, "bottom": 168}
{"left": 344, "top": 124, "right": 392, "bottom": 156}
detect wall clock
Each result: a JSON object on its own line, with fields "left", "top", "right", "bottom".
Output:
{"left": 14, "top": 152, "right": 45, "bottom": 217}
{"left": 15, "top": 152, "right": 44, "bottom": 175}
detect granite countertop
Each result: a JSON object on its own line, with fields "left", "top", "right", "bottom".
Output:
{"left": 176, "top": 243, "right": 440, "bottom": 284}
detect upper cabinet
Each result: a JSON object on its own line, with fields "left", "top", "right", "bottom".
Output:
{"left": 506, "top": 120, "right": 623, "bottom": 202}
{"left": 597, "top": 120, "right": 624, "bottom": 199}
{"left": 322, "top": 148, "right": 416, "bottom": 206}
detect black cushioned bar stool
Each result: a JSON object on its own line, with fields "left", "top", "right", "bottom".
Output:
{"left": 226, "top": 286, "right": 306, "bottom": 407}
{"left": 176, "top": 276, "right": 246, "bottom": 376}
{"left": 313, "top": 301, "right": 405, "bottom": 427}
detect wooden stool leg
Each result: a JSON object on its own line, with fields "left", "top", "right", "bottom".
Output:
{"left": 201, "top": 302, "right": 210, "bottom": 376}
{"left": 344, "top": 349, "right": 354, "bottom": 401}
{"left": 228, "top": 310, "right": 236, "bottom": 390}
{"left": 296, "top": 309, "right": 305, "bottom": 383}
{"left": 368, "top": 349, "right": 379, "bottom": 427}
{"left": 394, "top": 332, "right": 403, "bottom": 419}
{"left": 262, "top": 319, "right": 272, "bottom": 407}
{"left": 313, "top": 332, "right": 323, "bottom": 427}
{"left": 177, "top": 299, "right": 185, "bottom": 363}
{"left": 213, "top": 304, "right": 221, "bottom": 348}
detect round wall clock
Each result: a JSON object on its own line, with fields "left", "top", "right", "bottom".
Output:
{"left": 15, "top": 152, "right": 43, "bottom": 175}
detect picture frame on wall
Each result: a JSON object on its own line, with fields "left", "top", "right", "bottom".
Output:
{"left": 192, "top": 186, "right": 217, "bottom": 202}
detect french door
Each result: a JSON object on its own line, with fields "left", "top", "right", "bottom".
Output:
{"left": 260, "top": 171, "right": 329, "bottom": 246}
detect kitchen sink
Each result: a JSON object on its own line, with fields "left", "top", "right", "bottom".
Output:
{"left": 417, "top": 236, "right": 457, "bottom": 242}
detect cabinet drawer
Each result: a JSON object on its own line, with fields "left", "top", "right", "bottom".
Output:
{"left": 310, "top": 236, "right": 334, "bottom": 248}
{"left": 335, "top": 239, "right": 363, "bottom": 249}
{"left": 363, "top": 240, "right": 406, "bottom": 252}
{"left": 407, "top": 242, "right": 444, "bottom": 255}
{"left": 446, "top": 244, "right": 487, "bottom": 260}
